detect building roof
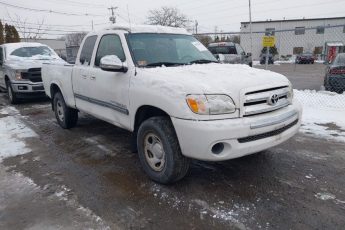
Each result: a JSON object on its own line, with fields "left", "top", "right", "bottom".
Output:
{"left": 241, "top": 16, "right": 345, "bottom": 24}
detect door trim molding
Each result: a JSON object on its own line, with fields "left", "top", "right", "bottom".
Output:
{"left": 74, "top": 93, "right": 129, "bottom": 115}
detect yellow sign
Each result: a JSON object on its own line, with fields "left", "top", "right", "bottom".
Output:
{"left": 262, "top": 36, "right": 276, "bottom": 47}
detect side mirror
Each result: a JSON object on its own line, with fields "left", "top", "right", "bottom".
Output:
{"left": 100, "top": 55, "right": 128, "bottom": 73}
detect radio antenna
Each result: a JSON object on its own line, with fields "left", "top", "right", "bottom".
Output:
{"left": 126, "top": 4, "right": 132, "bottom": 32}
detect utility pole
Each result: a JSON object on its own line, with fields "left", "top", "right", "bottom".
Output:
{"left": 108, "top": 6, "right": 118, "bottom": 24}
{"left": 195, "top": 20, "right": 198, "bottom": 34}
{"left": 249, "top": 0, "right": 253, "bottom": 55}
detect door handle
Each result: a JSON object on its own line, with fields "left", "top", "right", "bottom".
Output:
{"left": 90, "top": 76, "right": 96, "bottom": 80}
{"left": 82, "top": 74, "right": 87, "bottom": 79}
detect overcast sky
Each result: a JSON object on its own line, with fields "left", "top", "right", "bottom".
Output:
{"left": 0, "top": 0, "right": 344, "bottom": 38}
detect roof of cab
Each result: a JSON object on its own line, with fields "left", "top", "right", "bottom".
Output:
{"left": 104, "top": 24, "right": 190, "bottom": 35}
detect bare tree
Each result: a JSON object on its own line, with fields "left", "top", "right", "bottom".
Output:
{"left": 65, "top": 32, "right": 87, "bottom": 47}
{"left": 195, "top": 35, "right": 213, "bottom": 47}
{"left": 6, "top": 11, "right": 47, "bottom": 41}
{"left": 146, "top": 7, "right": 190, "bottom": 28}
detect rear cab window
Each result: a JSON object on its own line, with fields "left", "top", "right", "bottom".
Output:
{"left": 0, "top": 47, "right": 3, "bottom": 64}
{"left": 79, "top": 35, "right": 97, "bottom": 66}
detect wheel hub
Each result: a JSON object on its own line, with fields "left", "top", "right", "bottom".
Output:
{"left": 56, "top": 100, "right": 64, "bottom": 122}
{"left": 144, "top": 133, "right": 165, "bottom": 172}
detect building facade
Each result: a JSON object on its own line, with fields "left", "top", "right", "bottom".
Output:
{"left": 240, "top": 17, "right": 345, "bottom": 61}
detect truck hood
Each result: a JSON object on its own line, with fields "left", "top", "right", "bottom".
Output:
{"left": 138, "top": 63, "right": 290, "bottom": 105}
{"left": 4, "top": 58, "right": 66, "bottom": 70}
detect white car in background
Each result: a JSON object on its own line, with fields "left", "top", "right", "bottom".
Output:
{"left": 0, "top": 42, "right": 65, "bottom": 104}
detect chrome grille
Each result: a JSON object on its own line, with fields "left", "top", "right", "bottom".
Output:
{"left": 243, "top": 86, "right": 290, "bottom": 117}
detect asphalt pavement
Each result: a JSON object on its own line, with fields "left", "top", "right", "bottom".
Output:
{"left": 0, "top": 92, "right": 344, "bottom": 230}
{"left": 255, "top": 63, "right": 326, "bottom": 90}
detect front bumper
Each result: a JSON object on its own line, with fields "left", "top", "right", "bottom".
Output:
{"left": 12, "top": 82, "right": 45, "bottom": 93}
{"left": 172, "top": 100, "right": 302, "bottom": 161}
{"left": 11, "top": 82, "right": 46, "bottom": 98}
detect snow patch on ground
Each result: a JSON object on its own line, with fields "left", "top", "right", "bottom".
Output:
{"left": 150, "top": 184, "right": 250, "bottom": 226}
{"left": 295, "top": 90, "right": 345, "bottom": 142}
{"left": 0, "top": 107, "right": 37, "bottom": 162}
{"left": 315, "top": 192, "right": 345, "bottom": 206}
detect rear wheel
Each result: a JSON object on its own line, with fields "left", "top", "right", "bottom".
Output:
{"left": 6, "top": 81, "right": 19, "bottom": 104}
{"left": 53, "top": 92, "right": 78, "bottom": 129}
{"left": 137, "top": 117, "right": 190, "bottom": 184}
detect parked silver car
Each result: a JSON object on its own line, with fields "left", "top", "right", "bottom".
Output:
{"left": 208, "top": 42, "right": 252, "bottom": 67}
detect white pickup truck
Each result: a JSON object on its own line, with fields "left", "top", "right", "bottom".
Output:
{"left": 0, "top": 42, "right": 64, "bottom": 104}
{"left": 42, "top": 25, "right": 302, "bottom": 184}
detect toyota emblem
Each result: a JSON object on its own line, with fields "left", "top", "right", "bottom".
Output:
{"left": 268, "top": 94, "right": 279, "bottom": 105}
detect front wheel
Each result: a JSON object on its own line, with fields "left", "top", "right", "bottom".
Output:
{"left": 6, "top": 81, "right": 19, "bottom": 104}
{"left": 53, "top": 92, "right": 78, "bottom": 129}
{"left": 137, "top": 117, "right": 190, "bottom": 184}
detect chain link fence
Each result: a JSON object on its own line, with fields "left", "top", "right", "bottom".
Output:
{"left": 195, "top": 24, "right": 345, "bottom": 95}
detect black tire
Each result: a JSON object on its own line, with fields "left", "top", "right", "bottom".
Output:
{"left": 53, "top": 92, "right": 78, "bottom": 129}
{"left": 6, "top": 81, "right": 19, "bottom": 104}
{"left": 137, "top": 116, "right": 190, "bottom": 184}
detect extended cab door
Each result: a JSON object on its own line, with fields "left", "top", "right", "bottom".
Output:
{"left": 73, "top": 35, "right": 98, "bottom": 109}
{"left": 73, "top": 33, "right": 132, "bottom": 129}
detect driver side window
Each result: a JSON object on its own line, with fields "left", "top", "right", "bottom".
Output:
{"left": 95, "top": 34, "right": 126, "bottom": 67}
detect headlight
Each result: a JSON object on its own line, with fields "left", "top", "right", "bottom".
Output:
{"left": 14, "top": 70, "right": 26, "bottom": 81}
{"left": 186, "top": 94, "right": 236, "bottom": 115}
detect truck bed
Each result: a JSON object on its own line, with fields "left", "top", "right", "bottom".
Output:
{"left": 42, "top": 63, "right": 76, "bottom": 108}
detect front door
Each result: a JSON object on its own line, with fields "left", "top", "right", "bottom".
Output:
{"left": 77, "top": 33, "right": 132, "bottom": 129}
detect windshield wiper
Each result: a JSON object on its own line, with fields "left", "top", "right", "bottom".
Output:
{"left": 189, "top": 59, "right": 218, "bottom": 64}
{"left": 145, "top": 62, "right": 184, "bottom": 67}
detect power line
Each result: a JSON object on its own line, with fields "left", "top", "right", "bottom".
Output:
{"left": 0, "top": 1, "right": 104, "bottom": 17}
{"left": 217, "top": 0, "right": 345, "bottom": 27}
{"left": 1, "top": 19, "right": 109, "bottom": 28}
{"left": 15, "top": 26, "right": 88, "bottom": 33}
{"left": 43, "top": 0, "right": 107, "bottom": 8}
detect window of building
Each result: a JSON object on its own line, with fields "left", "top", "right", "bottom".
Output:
{"left": 293, "top": 47, "right": 304, "bottom": 54}
{"left": 316, "top": 26, "right": 325, "bottom": 34}
{"left": 343, "top": 25, "right": 345, "bottom": 33}
{"left": 79, "top": 35, "right": 97, "bottom": 65}
{"left": 95, "top": 34, "right": 126, "bottom": 66}
{"left": 265, "top": 28, "right": 275, "bottom": 36}
{"left": 314, "top": 46, "right": 323, "bottom": 55}
{"left": 295, "top": 27, "right": 305, "bottom": 35}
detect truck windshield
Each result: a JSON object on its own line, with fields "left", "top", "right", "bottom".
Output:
{"left": 9, "top": 46, "right": 58, "bottom": 60}
{"left": 127, "top": 33, "right": 217, "bottom": 67}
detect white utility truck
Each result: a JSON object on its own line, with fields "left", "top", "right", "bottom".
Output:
{"left": 42, "top": 25, "right": 302, "bottom": 184}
